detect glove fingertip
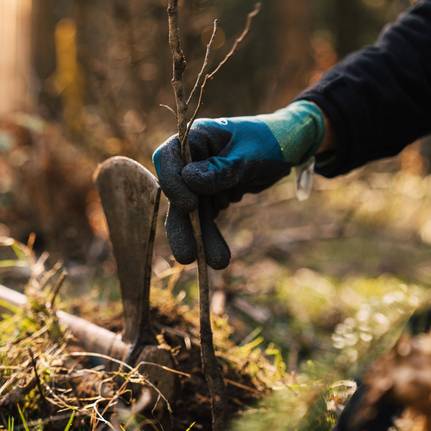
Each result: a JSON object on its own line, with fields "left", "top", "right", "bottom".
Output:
{"left": 206, "top": 243, "right": 231, "bottom": 270}
{"left": 172, "top": 248, "right": 196, "bottom": 266}
{"left": 166, "top": 206, "right": 197, "bottom": 265}
{"left": 199, "top": 204, "right": 231, "bottom": 270}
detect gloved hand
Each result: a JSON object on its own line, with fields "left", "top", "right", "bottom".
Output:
{"left": 152, "top": 100, "right": 325, "bottom": 269}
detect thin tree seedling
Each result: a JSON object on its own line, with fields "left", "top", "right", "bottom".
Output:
{"left": 166, "top": 2, "right": 261, "bottom": 429}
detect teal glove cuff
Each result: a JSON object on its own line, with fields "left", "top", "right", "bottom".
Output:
{"left": 258, "top": 100, "right": 325, "bottom": 166}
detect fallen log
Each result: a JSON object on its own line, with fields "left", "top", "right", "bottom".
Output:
{"left": 0, "top": 283, "right": 176, "bottom": 410}
{"left": 0, "top": 283, "right": 129, "bottom": 359}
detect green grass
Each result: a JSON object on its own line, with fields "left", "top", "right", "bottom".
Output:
{"left": 17, "top": 405, "right": 29, "bottom": 431}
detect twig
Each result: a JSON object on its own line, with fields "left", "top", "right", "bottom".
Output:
{"left": 183, "top": 2, "right": 262, "bottom": 150}
{"left": 49, "top": 271, "right": 66, "bottom": 309}
{"left": 186, "top": 20, "right": 219, "bottom": 106}
{"left": 39, "top": 262, "right": 63, "bottom": 291}
{"left": 160, "top": 104, "right": 177, "bottom": 117}
{"left": 224, "top": 378, "right": 261, "bottom": 396}
{"left": 166, "top": 2, "right": 261, "bottom": 430}
{"left": 28, "top": 348, "right": 48, "bottom": 408}
{"left": 207, "top": 2, "right": 261, "bottom": 80}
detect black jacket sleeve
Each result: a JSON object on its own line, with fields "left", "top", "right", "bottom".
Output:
{"left": 297, "top": 0, "right": 431, "bottom": 178}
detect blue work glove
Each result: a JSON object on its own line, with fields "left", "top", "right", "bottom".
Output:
{"left": 153, "top": 100, "right": 325, "bottom": 269}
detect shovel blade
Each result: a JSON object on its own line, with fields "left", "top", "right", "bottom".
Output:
{"left": 95, "top": 156, "right": 160, "bottom": 344}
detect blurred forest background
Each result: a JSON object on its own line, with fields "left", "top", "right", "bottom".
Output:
{"left": 0, "top": 0, "right": 415, "bottom": 262}
{"left": 2, "top": 0, "right": 431, "bottom": 430}
{"left": 0, "top": 0, "right": 418, "bottom": 267}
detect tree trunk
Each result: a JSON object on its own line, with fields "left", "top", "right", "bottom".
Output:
{"left": 0, "top": 0, "right": 32, "bottom": 115}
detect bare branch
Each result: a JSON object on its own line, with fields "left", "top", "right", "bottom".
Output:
{"left": 49, "top": 271, "right": 66, "bottom": 309}
{"left": 184, "top": 3, "right": 262, "bottom": 146}
{"left": 207, "top": 2, "right": 262, "bottom": 80}
{"left": 183, "top": 75, "right": 207, "bottom": 149}
{"left": 187, "top": 19, "right": 219, "bottom": 106}
{"left": 160, "top": 104, "right": 177, "bottom": 117}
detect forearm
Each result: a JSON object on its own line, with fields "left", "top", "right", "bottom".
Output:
{"left": 298, "top": 0, "right": 431, "bottom": 177}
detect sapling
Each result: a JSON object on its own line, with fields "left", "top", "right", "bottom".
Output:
{"left": 166, "top": 2, "right": 261, "bottom": 429}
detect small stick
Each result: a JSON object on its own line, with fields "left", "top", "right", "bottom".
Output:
{"left": 183, "top": 2, "right": 262, "bottom": 152}
{"left": 49, "top": 271, "right": 67, "bottom": 309}
{"left": 207, "top": 3, "right": 261, "bottom": 81}
{"left": 187, "top": 20, "right": 218, "bottom": 106}
{"left": 160, "top": 104, "right": 177, "bottom": 117}
{"left": 28, "top": 348, "right": 48, "bottom": 409}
